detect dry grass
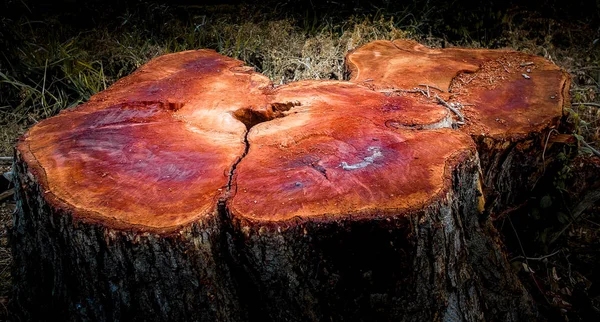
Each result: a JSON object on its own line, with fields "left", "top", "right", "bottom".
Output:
{"left": 0, "top": 12, "right": 411, "bottom": 155}
{"left": 2, "top": 4, "right": 598, "bottom": 156}
{"left": 0, "top": 1, "right": 599, "bottom": 320}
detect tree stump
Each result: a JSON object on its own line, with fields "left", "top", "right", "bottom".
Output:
{"left": 11, "top": 42, "right": 565, "bottom": 321}
{"left": 346, "top": 39, "right": 570, "bottom": 216}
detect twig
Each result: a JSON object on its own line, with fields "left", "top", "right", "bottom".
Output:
{"left": 576, "top": 102, "right": 600, "bottom": 108}
{"left": 581, "top": 139, "right": 600, "bottom": 158}
{"left": 573, "top": 66, "right": 600, "bottom": 71}
{"left": 422, "top": 85, "right": 430, "bottom": 97}
{"left": 378, "top": 88, "right": 428, "bottom": 97}
{"left": 520, "top": 62, "right": 535, "bottom": 67}
{"left": 577, "top": 74, "right": 600, "bottom": 87}
{"left": 533, "top": 129, "right": 559, "bottom": 191}
{"left": 418, "top": 84, "right": 444, "bottom": 92}
{"left": 549, "top": 211, "right": 574, "bottom": 246}
{"left": 508, "top": 216, "right": 551, "bottom": 304}
{"left": 464, "top": 75, "right": 477, "bottom": 84}
{"left": 295, "top": 59, "right": 311, "bottom": 70}
{"left": 0, "top": 157, "right": 13, "bottom": 165}
{"left": 413, "top": 88, "right": 428, "bottom": 97}
{"left": 0, "top": 189, "right": 14, "bottom": 202}
{"left": 508, "top": 216, "right": 529, "bottom": 264}
{"left": 549, "top": 191, "right": 585, "bottom": 246}
{"left": 435, "top": 94, "right": 465, "bottom": 123}
{"left": 584, "top": 218, "right": 600, "bottom": 228}
{"left": 511, "top": 250, "right": 561, "bottom": 262}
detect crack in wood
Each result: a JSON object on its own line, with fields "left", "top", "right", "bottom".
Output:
{"left": 227, "top": 101, "right": 303, "bottom": 193}
{"left": 225, "top": 130, "right": 250, "bottom": 196}
{"left": 231, "top": 101, "right": 301, "bottom": 130}
{"left": 310, "top": 163, "right": 329, "bottom": 180}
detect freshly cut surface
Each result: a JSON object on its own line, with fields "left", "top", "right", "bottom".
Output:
{"left": 347, "top": 39, "right": 570, "bottom": 217}
{"left": 18, "top": 50, "right": 271, "bottom": 231}
{"left": 449, "top": 55, "right": 567, "bottom": 138}
{"left": 231, "top": 81, "right": 473, "bottom": 222}
{"left": 19, "top": 52, "right": 474, "bottom": 230}
{"left": 347, "top": 39, "right": 569, "bottom": 139}
{"left": 347, "top": 39, "right": 502, "bottom": 91}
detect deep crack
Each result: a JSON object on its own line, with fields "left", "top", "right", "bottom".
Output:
{"left": 225, "top": 129, "right": 250, "bottom": 195}
{"left": 232, "top": 101, "right": 300, "bottom": 130}
{"left": 310, "top": 163, "right": 329, "bottom": 180}
{"left": 225, "top": 101, "right": 302, "bottom": 194}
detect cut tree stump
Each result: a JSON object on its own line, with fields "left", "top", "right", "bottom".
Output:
{"left": 10, "top": 42, "right": 562, "bottom": 321}
{"left": 347, "top": 39, "right": 570, "bottom": 217}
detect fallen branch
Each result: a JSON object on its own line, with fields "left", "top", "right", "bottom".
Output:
{"left": 435, "top": 94, "right": 465, "bottom": 124}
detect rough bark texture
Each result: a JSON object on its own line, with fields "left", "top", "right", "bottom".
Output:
{"left": 11, "top": 154, "right": 243, "bottom": 321}
{"left": 346, "top": 39, "right": 570, "bottom": 216}
{"left": 228, "top": 153, "right": 535, "bottom": 321}
{"left": 9, "top": 42, "right": 555, "bottom": 321}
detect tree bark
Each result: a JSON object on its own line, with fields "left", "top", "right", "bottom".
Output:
{"left": 229, "top": 148, "right": 534, "bottom": 321}
{"left": 12, "top": 157, "right": 242, "bottom": 321}
{"left": 10, "top": 43, "right": 554, "bottom": 321}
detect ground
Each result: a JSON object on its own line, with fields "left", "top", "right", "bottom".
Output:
{"left": 0, "top": 0, "right": 599, "bottom": 320}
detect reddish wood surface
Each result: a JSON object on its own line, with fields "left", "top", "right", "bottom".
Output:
{"left": 13, "top": 43, "right": 549, "bottom": 322}
{"left": 17, "top": 50, "right": 477, "bottom": 231}
{"left": 18, "top": 41, "right": 569, "bottom": 230}
{"left": 18, "top": 50, "right": 271, "bottom": 231}
{"left": 231, "top": 81, "right": 474, "bottom": 222}
{"left": 347, "top": 39, "right": 569, "bottom": 139}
